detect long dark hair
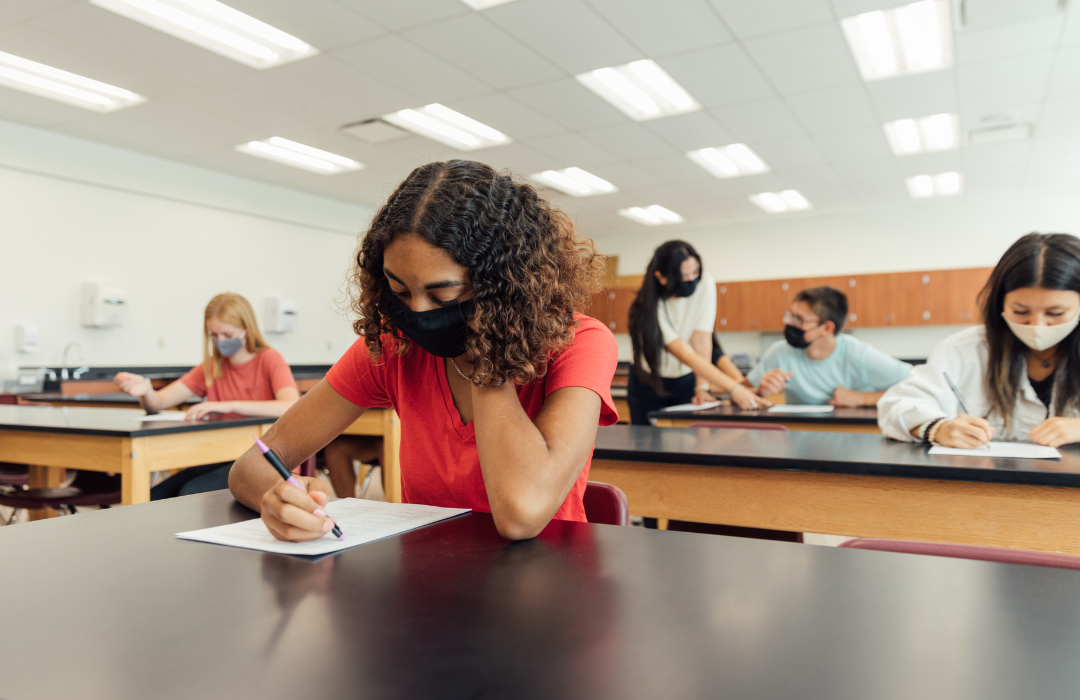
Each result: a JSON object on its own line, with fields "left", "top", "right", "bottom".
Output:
{"left": 628, "top": 240, "right": 702, "bottom": 392}
{"left": 349, "top": 160, "right": 605, "bottom": 387}
{"left": 982, "top": 232, "right": 1080, "bottom": 427}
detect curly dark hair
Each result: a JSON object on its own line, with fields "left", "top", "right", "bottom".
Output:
{"left": 349, "top": 160, "right": 606, "bottom": 387}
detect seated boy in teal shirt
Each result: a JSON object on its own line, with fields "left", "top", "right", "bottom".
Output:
{"left": 748, "top": 287, "right": 913, "bottom": 406}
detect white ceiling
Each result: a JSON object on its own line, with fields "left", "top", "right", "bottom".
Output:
{"left": 2, "top": 0, "right": 1080, "bottom": 237}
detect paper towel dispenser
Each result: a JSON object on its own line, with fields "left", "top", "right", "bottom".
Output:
{"left": 264, "top": 298, "right": 298, "bottom": 333}
{"left": 81, "top": 283, "right": 128, "bottom": 328}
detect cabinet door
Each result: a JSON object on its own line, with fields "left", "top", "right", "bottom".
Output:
{"left": 758, "top": 279, "right": 799, "bottom": 331}
{"left": 718, "top": 282, "right": 750, "bottom": 330}
{"left": 855, "top": 272, "right": 930, "bottom": 327}
{"left": 928, "top": 268, "right": 993, "bottom": 325}
{"left": 800, "top": 276, "right": 859, "bottom": 327}
{"left": 610, "top": 287, "right": 637, "bottom": 334}
{"left": 587, "top": 289, "right": 613, "bottom": 330}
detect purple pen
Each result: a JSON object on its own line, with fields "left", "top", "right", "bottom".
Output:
{"left": 254, "top": 436, "right": 344, "bottom": 541}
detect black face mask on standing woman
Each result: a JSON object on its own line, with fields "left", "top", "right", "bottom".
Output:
{"left": 674, "top": 277, "right": 700, "bottom": 298}
{"left": 385, "top": 291, "right": 474, "bottom": 358}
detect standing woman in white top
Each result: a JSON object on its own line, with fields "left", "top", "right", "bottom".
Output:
{"left": 626, "top": 240, "right": 766, "bottom": 425}
{"left": 879, "top": 232, "right": 1080, "bottom": 447}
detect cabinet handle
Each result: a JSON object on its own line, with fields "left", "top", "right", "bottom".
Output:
{"left": 850, "top": 313, "right": 857, "bottom": 322}
{"left": 609, "top": 322, "right": 616, "bottom": 330}
{"left": 720, "top": 285, "right": 726, "bottom": 294}
{"left": 608, "top": 291, "right": 615, "bottom": 300}
{"left": 849, "top": 278, "right": 856, "bottom": 288}
{"left": 923, "top": 310, "right": 930, "bottom": 321}
{"left": 922, "top": 274, "right": 930, "bottom": 284}
{"left": 720, "top": 318, "right": 727, "bottom": 327}
{"left": 781, "top": 282, "right": 789, "bottom": 291}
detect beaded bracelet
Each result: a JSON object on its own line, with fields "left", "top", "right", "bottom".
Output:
{"left": 925, "top": 417, "right": 948, "bottom": 445}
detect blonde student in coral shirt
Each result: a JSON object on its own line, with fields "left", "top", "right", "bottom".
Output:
{"left": 114, "top": 292, "right": 299, "bottom": 499}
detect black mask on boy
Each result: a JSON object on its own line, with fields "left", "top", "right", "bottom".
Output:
{"left": 784, "top": 324, "right": 811, "bottom": 349}
{"left": 674, "top": 277, "right": 699, "bottom": 298}
{"left": 385, "top": 291, "right": 474, "bottom": 358}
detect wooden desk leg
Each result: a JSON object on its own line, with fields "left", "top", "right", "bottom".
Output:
{"left": 382, "top": 410, "right": 402, "bottom": 504}
{"left": 120, "top": 437, "right": 151, "bottom": 506}
{"left": 27, "top": 465, "right": 65, "bottom": 521}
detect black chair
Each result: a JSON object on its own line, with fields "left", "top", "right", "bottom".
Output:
{"left": 0, "top": 471, "right": 121, "bottom": 524}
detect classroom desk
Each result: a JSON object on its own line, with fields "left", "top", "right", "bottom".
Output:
{"left": 18, "top": 392, "right": 198, "bottom": 410}
{"left": 591, "top": 424, "right": 1080, "bottom": 554}
{"left": 651, "top": 405, "right": 881, "bottom": 433}
{"left": 0, "top": 406, "right": 275, "bottom": 514}
{"left": 340, "top": 408, "right": 402, "bottom": 503}
{"left": 3, "top": 490, "right": 1080, "bottom": 700}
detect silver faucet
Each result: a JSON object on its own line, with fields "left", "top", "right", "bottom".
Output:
{"left": 61, "top": 343, "right": 84, "bottom": 381}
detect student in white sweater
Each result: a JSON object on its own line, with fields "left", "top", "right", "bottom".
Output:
{"left": 879, "top": 233, "right": 1080, "bottom": 447}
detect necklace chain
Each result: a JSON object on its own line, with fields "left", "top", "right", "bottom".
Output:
{"left": 450, "top": 357, "right": 470, "bottom": 380}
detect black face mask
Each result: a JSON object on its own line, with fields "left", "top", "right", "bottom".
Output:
{"left": 385, "top": 291, "right": 474, "bottom": 358}
{"left": 674, "top": 277, "right": 699, "bottom": 298}
{"left": 784, "top": 324, "right": 811, "bottom": 349}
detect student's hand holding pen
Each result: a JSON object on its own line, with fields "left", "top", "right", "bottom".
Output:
{"left": 934, "top": 415, "right": 994, "bottom": 448}
{"left": 261, "top": 476, "right": 338, "bottom": 542}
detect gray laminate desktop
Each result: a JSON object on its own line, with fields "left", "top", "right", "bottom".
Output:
{"left": 2, "top": 490, "right": 1078, "bottom": 700}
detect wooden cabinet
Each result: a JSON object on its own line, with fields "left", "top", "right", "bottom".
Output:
{"left": 588, "top": 287, "right": 637, "bottom": 333}
{"left": 586, "top": 289, "right": 613, "bottom": 329}
{"left": 928, "top": 267, "right": 993, "bottom": 325}
{"left": 718, "top": 276, "right": 858, "bottom": 331}
{"left": 802, "top": 276, "right": 859, "bottom": 327}
{"left": 853, "top": 272, "right": 932, "bottom": 327}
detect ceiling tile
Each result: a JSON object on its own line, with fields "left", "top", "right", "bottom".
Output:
{"left": 893, "top": 150, "right": 962, "bottom": 176}
{"left": 442, "top": 92, "right": 564, "bottom": 140}
{"left": 814, "top": 126, "right": 892, "bottom": 161}
{"left": 1063, "top": 2, "right": 1080, "bottom": 46}
{"left": 833, "top": 157, "right": 904, "bottom": 184}
{"left": 470, "top": 142, "right": 563, "bottom": 175}
{"left": 1024, "top": 160, "right": 1080, "bottom": 193}
{"left": 31, "top": 2, "right": 253, "bottom": 84}
{"left": 955, "top": 17, "right": 1063, "bottom": 64}
{"left": 508, "top": 78, "right": 627, "bottom": 130}
{"left": 644, "top": 111, "right": 736, "bottom": 151}
{"left": 1047, "top": 46, "right": 1080, "bottom": 99}
{"left": 658, "top": 44, "right": 775, "bottom": 108}
{"left": 338, "top": 0, "right": 468, "bottom": 31}
{"left": 1037, "top": 99, "right": 1080, "bottom": 139}
{"left": 225, "top": 0, "right": 386, "bottom": 51}
{"left": 630, "top": 154, "right": 715, "bottom": 184}
{"left": 589, "top": 0, "right": 732, "bottom": 57}
{"left": 403, "top": 14, "right": 561, "bottom": 90}
{"left": 584, "top": 161, "right": 666, "bottom": 190}
{"left": 830, "top": 0, "right": 908, "bottom": 16}
{"left": 716, "top": 170, "right": 787, "bottom": 195}
{"left": 708, "top": 0, "right": 834, "bottom": 39}
{"left": 1029, "top": 135, "right": 1080, "bottom": 164}
{"left": 957, "top": 52, "right": 1055, "bottom": 113}
{"left": 0, "top": 0, "right": 76, "bottom": 24}
{"left": 265, "top": 55, "right": 419, "bottom": 124}
{"left": 785, "top": 84, "right": 878, "bottom": 133}
{"left": 743, "top": 23, "right": 862, "bottom": 94}
{"left": 963, "top": 141, "right": 1031, "bottom": 171}
{"left": 751, "top": 135, "right": 829, "bottom": 168}
{"left": 865, "top": 70, "right": 958, "bottom": 121}
{"left": 579, "top": 123, "right": 678, "bottom": 160}
{"left": 485, "top": 0, "right": 641, "bottom": 74}
{"left": 0, "top": 85, "right": 90, "bottom": 128}
{"left": 334, "top": 35, "right": 492, "bottom": 103}
{"left": 845, "top": 178, "right": 912, "bottom": 207}
{"left": 519, "top": 132, "right": 620, "bottom": 167}
{"left": 964, "top": 167, "right": 1025, "bottom": 194}
{"left": 712, "top": 98, "right": 806, "bottom": 141}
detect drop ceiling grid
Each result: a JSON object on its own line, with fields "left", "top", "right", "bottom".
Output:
{"left": 0, "top": 0, "right": 1074, "bottom": 230}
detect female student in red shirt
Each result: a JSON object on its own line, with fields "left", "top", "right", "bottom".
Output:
{"left": 229, "top": 160, "right": 619, "bottom": 541}
{"left": 115, "top": 292, "right": 299, "bottom": 499}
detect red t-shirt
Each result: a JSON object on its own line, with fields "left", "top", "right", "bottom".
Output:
{"left": 326, "top": 315, "right": 619, "bottom": 522}
{"left": 180, "top": 348, "right": 296, "bottom": 402}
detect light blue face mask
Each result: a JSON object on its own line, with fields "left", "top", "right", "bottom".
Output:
{"left": 212, "top": 332, "right": 246, "bottom": 357}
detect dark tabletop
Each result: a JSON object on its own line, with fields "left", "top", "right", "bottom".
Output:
{"left": 2, "top": 491, "right": 1080, "bottom": 700}
{"left": 594, "top": 424, "right": 1080, "bottom": 488}
{"left": 20, "top": 392, "right": 201, "bottom": 406}
{"left": 650, "top": 404, "right": 879, "bottom": 424}
{"left": 0, "top": 405, "right": 275, "bottom": 437}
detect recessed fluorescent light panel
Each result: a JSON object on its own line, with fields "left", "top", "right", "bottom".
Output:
{"left": 576, "top": 59, "right": 700, "bottom": 121}
{"left": 89, "top": 0, "right": 317, "bottom": 69}
{"left": 382, "top": 104, "right": 511, "bottom": 151}
{"left": 619, "top": 205, "right": 684, "bottom": 227}
{"left": 841, "top": 0, "right": 952, "bottom": 82}
{"left": 906, "top": 171, "right": 962, "bottom": 198}
{"left": 529, "top": 168, "right": 617, "bottom": 197}
{"left": 0, "top": 51, "right": 145, "bottom": 112}
{"left": 883, "top": 113, "right": 958, "bottom": 155}
{"left": 236, "top": 137, "right": 362, "bottom": 174}
{"left": 459, "top": 0, "right": 517, "bottom": 8}
{"left": 687, "top": 144, "right": 769, "bottom": 179}
{"left": 749, "top": 190, "right": 812, "bottom": 214}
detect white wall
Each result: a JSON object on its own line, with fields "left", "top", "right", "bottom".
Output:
{"left": 596, "top": 191, "right": 1080, "bottom": 362}
{"left": 0, "top": 119, "right": 374, "bottom": 377}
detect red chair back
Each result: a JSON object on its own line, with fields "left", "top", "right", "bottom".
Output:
{"left": 293, "top": 455, "right": 317, "bottom": 478}
{"left": 582, "top": 481, "right": 628, "bottom": 526}
{"left": 687, "top": 421, "right": 789, "bottom": 431}
{"left": 840, "top": 538, "right": 1080, "bottom": 571}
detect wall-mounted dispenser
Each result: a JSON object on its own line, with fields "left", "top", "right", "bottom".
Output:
{"left": 264, "top": 298, "right": 298, "bottom": 333}
{"left": 81, "top": 283, "right": 128, "bottom": 328}
{"left": 14, "top": 324, "right": 39, "bottom": 353}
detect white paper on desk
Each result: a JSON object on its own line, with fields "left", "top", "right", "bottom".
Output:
{"left": 176, "top": 498, "right": 470, "bottom": 556}
{"left": 135, "top": 413, "right": 192, "bottom": 422}
{"left": 660, "top": 400, "right": 722, "bottom": 412}
{"left": 929, "top": 443, "right": 1062, "bottom": 460}
{"left": 767, "top": 405, "right": 835, "bottom": 414}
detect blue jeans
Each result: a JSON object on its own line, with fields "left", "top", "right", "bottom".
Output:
{"left": 150, "top": 463, "right": 232, "bottom": 501}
